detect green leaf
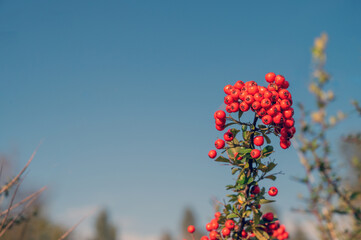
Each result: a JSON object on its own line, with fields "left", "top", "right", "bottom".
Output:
{"left": 253, "top": 228, "right": 269, "bottom": 240}
{"left": 215, "top": 156, "right": 229, "bottom": 163}
{"left": 227, "top": 213, "right": 238, "bottom": 219}
{"left": 238, "top": 110, "right": 244, "bottom": 120}
{"left": 262, "top": 145, "right": 274, "bottom": 157}
{"left": 238, "top": 174, "right": 246, "bottom": 184}
{"left": 242, "top": 210, "right": 252, "bottom": 218}
{"left": 267, "top": 162, "right": 277, "bottom": 171}
{"left": 263, "top": 133, "right": 271, "bottom": 144}
{"left": 265, "top": 175, "right": 277, "bottom": 181}
{"left": 246, "top": 177, "right": 254, "bottom": 184}
{"left": 258, "top": 163, "right": 268, "bottom": 172}
{"left": 259, "top": 199, "right": 276, "bottom": 204}
{"left": 231, "top": 168, "right": 239, "bottom": 175}
{"left": 350, "top": 191, "right": 361, "bottom": 200}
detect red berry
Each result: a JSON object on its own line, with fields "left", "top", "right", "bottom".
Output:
{"left": 251, "top": 185, "right": 260, "bottom": 194}
{"left": 225, "top": 219, "right": 235, "bottom": 229}
{"left": 187, "top": 225, "right": 195, "bottom": 233}
{"left": 225, "top": 105, "right": 232, "bottom": 113}
{"left": 265, "top": 72, "right": 276, "bottom": 83}
{"left": 280, "top": 99, "right": 291, "bottom": 110}
{"left": 257, "top": 108, "right": 267, "bottom": 117}
{"left": 234, "top": 80, "right": 244, "bottom": 89}
{"left": 278, "top": 89, "right": 290, "bottom": 100}
{"left": 251, "top": 149, "right": 261, "bottom": 159}
{"left": 241, "top": 230, "right": 248, "bottom": 238}
{"left": 224, "top": 95, "right": 234, "bottom": 104}
{"left": 215, "top": 110, "right": 226, "bottom": 119}
{"left": 254, "top": 136, "right": 264, "bottom": 146}
{"left": 254, "top": 92, "right": 263, "bottom": 102}
{"left": 261, "top": 98, "right": 272, "bottom": 109}
{"left": 252, "top": 101, "right": 261, "bottom": 111}
{"left": 215, "top": 124, "right": 225, "bottom": 131}
{"left": 248, "top": 85, "right": 259, "bottom": 95}
{"left": 206, "top": 223, "right": 213, "bottom": 232}
{"left": 283, "top": 108, "right": 294, "bottom": 119}
{"left": 273, "top": 113, "right": 285, "bottom": 125}
{"left": 282, "top": 80, "right": 290, "bottom": 89}
{"left": 208, "top": 150, "right": 217, "bottom": 159}
{"left": 239, "top": 102, "right": 250, "bottom": 112}
{"left": 209, "top": 231, "right": 218, "bottom": 240}
{"left": 215, "top": 212, "right": 221, "bottom": 218}
{"left": 215, "top": 139, "right": 225, "bottom": 149}
{"left": 275, "top": 75, "right": 285, "bottom": 86}
{"left": 221, "top": 227, "right": 231, "bottom": 236}
{"left": 284, "top": 118, "right": 294, "bottom": 128}
{"left": 224, "top": 85, "right": 233, "bottom": 95}
{"left": 230, "top": 102, "right": 239, "bottom": 112}
{"left": 268, "top": 186, "right": 278, "bottom": 196}
{"left": 263, "top": 212, "right": 274, "bottom": 221}
{"left": 215, "top": 118, "right": 226, "bottom": 126}
{"left": 201, "top": 236, "right": 209, "bottom": 240}
{"left": 262, "top": 115, "right": 273, "bottom": 125}
{"left": 210, "top": 220, "right": 219, "bottom": 230}
{"left": 245, "top": 95, "right": 255, "bottom": 105}
{"left": 231, "top": 89, "right": 241, "bottom": 100}
{"left": 280, "top": 140, "right": 291, "bottom": 149}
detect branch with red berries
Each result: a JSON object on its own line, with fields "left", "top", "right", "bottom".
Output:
{"left": 186, "top": 73, "right": 294, "bottom": 240}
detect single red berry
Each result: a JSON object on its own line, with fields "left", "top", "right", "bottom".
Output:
{"left": 215, "top": 212, "right": 221, "bottom": 218}
{"left": 208, "top": 150, "right": 217, "bottom": 159}
{"left": 231, "top": 89, "right": 241, "bottom": 100}
{"left": 289, "top": 126, "right": 296, "bottom": 135}
{"left": 280, "top": 99, "right": 291, "bottom": 110}
{"left": 269, "top": 222, "right": 279, "bottom": 230}
{"left": 268, "top": 186, "right": 278, "bottom": 196}
{"left": 283, "top": 108, "right": 294, "bottom": 119}
{"left": 284, "top": 118, "right": 294, "bottom": 128}
{"left": 215, "top": 110, "right": 226, "bottom": 119}
{"left": 215, "top": 139, "right": 225, "bottom": 149}
{"left": 261, "top": 98, "right": 272, "bottom": 108}
{"left": 254, "top": 136, "right": 264, "bottom": 146}
{"left": 275, "top": 75, "right": 285, "bottom": 86}
{"left": 254, "top": 92, "right": 263, "bottom": 102}
{"left": 201, "top": 236, "right": 210, "bottom": 240}
{"left": 230, "top": 102, "right": 239, "bottom": 112}
{"left": 273, "top": 113, "right": 285, "bottom": 125}
{"left": 245, "top": 95, "right": 255, "bottom": 105}
{"left": 215, "top": 118, "right": 226, "bottom": 126}
{"left": 278, "top": 89, "right": 290, "bottom": 100}
{"left": 225, "top": 105, "right": 232, "bottom": 113}
{"left": 248, "top": 85, "right": 259, "bottom": 95}
{"left": 265, "top": 72, "right": 276, "bottom": 83}
{"left": 251, "top": 149, "right": 261, "bottom": 159}
{"left": 282, "top": 80, "right": 290, "bottom": 89}
{"left": 206, "top": 223, "right": 213, "bottom": 231}
{"left": 209, "top": 231, "right": 218, "bottom": 240}
{"left": 224, "top": 85, "right": 233, "bottom": 95}
{"left": 187, "top": 225, "right": 195, "bottom": 233}
{"left": 267, "top": 105, "right": 278, "bottom": 117}
{"left": 215, "top": 124, "right": 225, "bottom": 131}
{"left": 263, "top": 90, "right": 273, "bottom": 99}
{"left": 280, "top": 140, "right": 291, "bottom": 149}
{"left": 210, "top": 220, "right": 219, "bottom": 230}
{"left": 221, "top": 227, "right": 231, "bottom": 236}
{"left": 257, "top": 108, "right": 267, "bottom": 117}
{"left": 251, "top": 185, "right": 260, "bottom": 194}
{"left": 268, "top": 83, "right": 278, "bottom": 92}
{"left": 234, "top": 80, "right": 244, "bottom": 89}
{"left": 262, "top": 115, "right": 273, "bottom": 125}
{"left": 252, "top": 101, "right": 261, "bottom": 111}
{"left": 225, "top": 219, "right": 235, "bottom": 229}
{"left": 263, "top": 212, "right": 274, "bottom": 221}
{"left": 238, "top": 90, "right": 247, "bottom": 101}
{"left": 245, "top": 80, "right": 257, "bottom": 88}
{"left": 224, "top": 95, "right": 234, "bottom": 104}
{"left": 239, "top": 102, "right": 250, "bottom": 112}
{"left": 241, "top": 230, "right": 248, "bottom": 238}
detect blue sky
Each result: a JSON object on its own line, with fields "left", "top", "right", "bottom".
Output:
{"left": 0, "top": 0, "right": 360, "bottom": 239}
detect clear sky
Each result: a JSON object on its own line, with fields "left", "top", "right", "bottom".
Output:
{"left": 0, "top": 1, "right": 360, "bottom": 239}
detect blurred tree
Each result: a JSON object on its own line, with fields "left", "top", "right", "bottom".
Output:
{"left": 1, "top": 203, "right": 70, "bottom": 240}
{"left": 181, "top": 207, "right": 205, "bottom": 240}
{"left": 160, "top": 231, "right": 173, "bottom": 240}
{"left": 93, "top": 209, "right": 117, "bottom": 240}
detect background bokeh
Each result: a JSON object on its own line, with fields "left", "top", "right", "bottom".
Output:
{"left": 0, "top": 1, "right": 360, "bottom": 239}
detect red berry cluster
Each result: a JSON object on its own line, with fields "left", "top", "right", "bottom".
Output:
{"left": 186, "top": 211, "right": 289, "bottom": 240}
{"left": 213, "top": 73, "right": 296, "bottom": 149}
